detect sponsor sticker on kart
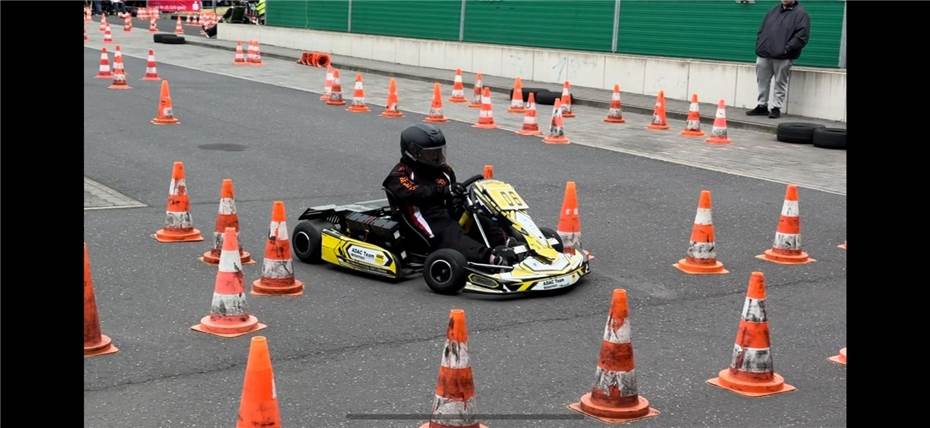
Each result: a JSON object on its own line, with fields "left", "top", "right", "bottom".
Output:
{"left": 347, "top": 245, "right": 385, "bottom": 266}
{"left": 534, "top": 272, "right": 577, "bottom": 290}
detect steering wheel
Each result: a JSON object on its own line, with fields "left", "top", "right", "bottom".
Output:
{"left": 458, "top": 174, "right": 485, "bottom": 190}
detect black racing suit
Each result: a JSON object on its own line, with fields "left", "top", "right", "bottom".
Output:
{"left": 383, "top": 159, "right": 505, "bottom": 263}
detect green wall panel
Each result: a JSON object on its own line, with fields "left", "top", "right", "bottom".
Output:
{"left": 464, "top": 0, "right": 615, "bottom": 51}
{"left": 352, "top": 0, "right": 461, "bottom": 40}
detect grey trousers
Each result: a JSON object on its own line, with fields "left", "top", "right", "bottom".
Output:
{"left": 756, "top": 57, "right": 793, "bottom": 109}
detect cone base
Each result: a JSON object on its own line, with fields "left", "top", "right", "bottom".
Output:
{"left": 472, "top": 123, "right": 497, "bottom": 129}
{"left": 756, "top": 250, "right": 815, "bottom": 265}
{"left": 706, "top": 136, "right": 732, "bottom": 144}
{"left": 84, "top": 335, "right": 120, "bottom": 357}
{"left": 837, "top": 243, "right": 846, "bottom": 250}
{"left": 320, "top": 94, "right": 331, "bottom": 100}
{"left": 507, "top": 107, "right": 526, "bottom": 113}
{"left": 674, "top": 259, "right": 728, "bottom": 275}
{"left": 200, "top": 250, "right": 254, "bottom": 265}
{"left": 96, "top": 74, "right": 113, "bottom": 79}
{"left": 424, "top": 116, "right": 448, "bottom": 123}
{"left": 234, "top": 60, "right": 247, "bottom": 65}
{"left": 569, "top": 394, "right": 659, "bottom": 424}
{"left": 829, "top": 355, "right": 846, "bottom": 365}
{"left": 252, "top": 278, "right": 305, "bottom": 296}
{"left": 543, "top": 135, "right": 570, "bottom": 144}
{"left": 562, "top": 112, "right": 576, "bottom": 118}
{"left": 418, "top": 423, "right": 487, "bottom": 428}
{"left": 326, "top": 100, "right": 347, "bottom": 106}
{"left": 707, "top": 369, "right": 796, "bottom": 397}
{"left": 154, "top": 228, "right": 203, "bottom": 242}
{"left": 647, "top": 124, "right": 669, "bottom": 130}
{"left": 248, "top": 62, "right": 264, "bottom": 67}
{"left": 381, "top": 111, "right": 405, "bottom": 118}
{"left": 681, "top": 129, "right": 705, "bottom": 137}
{"left": 151, "top": 117, "right": 180, "bottom": 125}
{"left": 191, "top": 316, "right": 266, "bottom": 338}
{"left": 347, "top": 105, "right": 371, "bottom": 113}
{"left": 448, "top": 97, "right": 468, "bottom": 103}
{"left": 108, "top": 84, "right": 132, "bottom": 90}
{"left": 516, "top": 128, "right": 542, "bottom": 136}
{"left": 467, "top": 102, "right": 482, "bottom": 109}
{"left": 604, "top": 117, "right": 626, "bottom": 123}
{"left": 141, "top": 76, "right": 162, "bottom": 81}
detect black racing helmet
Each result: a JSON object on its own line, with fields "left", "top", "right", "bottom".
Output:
{"left": 400, "top": 124, "right": 447, "bottom": 168}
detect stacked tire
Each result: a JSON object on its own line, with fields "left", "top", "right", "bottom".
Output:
{"left": 776, "top": 122, "right": 845, "bottom": 149}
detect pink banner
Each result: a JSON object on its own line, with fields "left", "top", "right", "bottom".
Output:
{"left": 147, "top": 0, "right": 201, "bottom": 13}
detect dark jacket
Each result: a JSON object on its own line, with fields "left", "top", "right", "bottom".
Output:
{"left": 755, "top": 1, "right": 811, "bottom": 60}
{"left": 383, "top": 159, "right": 456, "bottom": 220}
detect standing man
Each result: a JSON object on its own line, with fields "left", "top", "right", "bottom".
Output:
{"left": 746, "top": 0, "right": 810, "bottom": 119}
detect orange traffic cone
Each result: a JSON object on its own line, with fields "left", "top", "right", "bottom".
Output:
{"left": 483, "top": 165, "right": 494, "bottom": 179}
{"left": 829, "top": 347, "right": 847, "bottom": 365}
{"left": 320, "top": 64, "right": 333, "bottom": 100}
{"left": 381, "top": 78, "right": 404, "bottom": 118}
{"left": 154, "top": 162, "right": 203, "bottom": 241}
{"left": 418, "top": 310, "right": 488, "bottom": 428}
{"left": 757, "top": 184, "right": 815, "bottom": 264}
{"left": 449, "top": 68, "right": 467, "bottom": 103}
{"left": 201, "top": 179, "right": 253, "bottom": 265}
{"left": 647, "top": 90, "right": 669, "bottom": 130}
{"left": 681, "top": 94, "right": 705, "bottom": 137}
{"left": 507, "top": 77, "right": 525, "bottom": 113}
{"left": 346, "top": 73, "right": 370, "bottom": 113}
{"left": 192, "top": 227, "right": 267, "bottom": 337}
{"left": 99, "top": 12, "right": 108, "bottom": 32}
{"left": 543, "top": 99, "right": 570, "bottom": 144}
{"left": 570, "top": 289, "right": 659, "bottom": 424}
{"left": 237, "top": 336, "right": 282, "bottom": 428}
{"left": 151, "top": 80, "right": 180, "bottom": 125}
{"left": 248, "top": 40, "right": 263, "bottom": 65}
{"left": 85, "top": 243, "right": 119, "bottom": 357}
{"left": 603, "top": 84, "right": 625, "bottom": 123}
{"left": 472, "top": 87, "right": 497, "bottom": 129}
{"left": 95, "top": 47, "right": 112, "bottom": 79}
{"left": 108, "top": 46, "right": 131, "bottom": 90}
{"left": 706, "top": 100, "right": 732, "bottom": 144}
{"left": 233, "top": 40, "right": 247, "bottom": 65}
{"left": 468, "top": 72, "right": 484, "bottom": 108}
{"left": 142, "top": 49, "right": 161, "bottom": 80}
{"left": 708, "top": 272, "right": 796, "bottom": 397}
{"left": 556, "top": 181, "right": 583, "bottom": 254}
{"left": 559, "top": 81, "right": 575, "bottom": 118}
{"left": 103, "top": 24, "right": 113, "bottom": 43}
{"left": 123, "top": 13, "right": 132, "bottom": 31}
{"left": 515, "top": 92, "right": 542, "bottom": 136}
{"left": 424, "top": 82, "right": 448, "bottom": 123}
{"left": 673, "top": 190, "right": 728, "bottom": 274}
{"left": 326, "top": 69, "right": 346, "bottom": 106}
{"left": 148, "top": 17, "right": 157, "bottom": 32}
{"left": 838, "top": 241, "right": 846, "bottom": 250}
{"left": 175, "top": 15, "right": 183, "bottom": 35}
{"left": 252, "top": 201, "right": 305, "bottom": 296}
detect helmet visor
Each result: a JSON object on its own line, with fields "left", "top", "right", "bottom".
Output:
{"left": 418, "top": 146, "right": 446, "bottom": 167}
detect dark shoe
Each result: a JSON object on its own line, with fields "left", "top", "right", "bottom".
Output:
{"left": 489, "top": 245, "right": 517, "bottom": 266}
{"left": 746, "top": 105, "right": 769, "bottom": 116}
{"left": 768, "top": 107, "right": 781, "bottom": 119}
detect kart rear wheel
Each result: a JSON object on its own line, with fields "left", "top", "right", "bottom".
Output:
{"left": 292, "top": 221, "right": 322, "bottom": 263}
{"left": 540, "top": 227, "right": 564, "bottom": 253}
{"left": 423, "top": 249, "right": 467, "bottom": 295}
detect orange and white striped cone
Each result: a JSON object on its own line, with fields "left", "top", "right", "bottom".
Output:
{"left": 449, "top": 68, "right": 467, "bottom": 103}
{"left": 706, "top": 100, "right": 732, "bottom": 144}
{"left": 151, "top": 80, "right": 181, "bottom": 125}
{"left": 424, "top": 82, "right": 448, "bottom": 123}
{"left": 838, "top": 241, "right": 846, "bottom": 250}
{"left": 482, "top": 165, "right": 494, "bottom": 180}
{"left": 192, "top": 227, "right": 267, "bottom": 337}
{"left": 320, "top": 65, "right": 333, "bottom": 100}
{"left": 175, "top": 15, "right": 183, "bottom": 35}
{"left": 468, "top": 72, "right": 483, "bottom": 108}
{"left": 85, "top": 7, "right": 91, "bottom": 24}
{"left": 201, "top": 179, "right": 253, "bottom": 265}
{"left": 325, "top": 69, "right": 346, "bottom": 106}
{"left": 472, "top": 87, "right": 497, "bottom": 129}
{"left": 248, "top": 40, "right": 263, "bottom": 65}
{"left": 95, "top": 47, "right": 112, "bottom": 79}
{"left": 346, "top": 73, "right": 371, "bottom": 113}
{"left": 507, "top": 77, "right": 525, "bottom": 113}
{"left": 708, "top": 272, "right": 796, "bottom": 397}
{"left": 149, "top": 17, "right": 158, "bottom": 33}
{"left": 123, "top": 14, "right": 132, "bottom": 32}
{"left": 237, "top": 337, "right": 282, "bottom": 428}
{"left": 185, "top": 14, "right": 192, "bottom": 25}
{"left": 381, "top": 78, "right": 404, "bottom": 118}
{"left": 681, "top": 94, "right": 705, "bottom": 137}
{"left": 543, "top": 99, "right": 570, "bottom": 144}
{"left": 559, "top": 81, "right": 575, "bottom": 118}
{"left": 603, "top": 84, "right": 625, "bottom": 124}
{"left": 252, "top": 201, "right": 305, "bottom": 296}
{"left": 85, "top": 243, "right": 119, "bottom": 357}
{"left": 103, "top": 25, "right": 113, "bottom": 43}
{"left": 154, "top": 161, "right": 203, "bottom": 242}
{"left": 136, "top": 7, "right": 146, "bottom": 21}
{"left": 647, "top": 90, "right": 669, "bottom": 130}
{"left": 141, "top": 49, "right": 161, "bottom": 81}
{"left": 515, "top": 92, "right": 542, "bottom": 136}
{"left": 673, "top": 190, "right": 728, "bottom": 274}
{"left": 556, "top": 181, "right": 584, "bottom": 256}
{"left": 418, "top": 310, "right": 488, "bottom": 428}
{"left": 233, "top": 40, "right": 247, "bottom": 65}
{"left": 756, "top": 184, "right": 815, "bottom": 265}
{"left": 829, "top": 347, "right": 846, "bottom": 365}
{"left": 108, "top": 46, "right": 131, "bottom": 90}
{"left": 99, "top": 13, "right": 108, "bottom": 32}
{"left": 569, "top": 289, "right": 659, "bottom": 423}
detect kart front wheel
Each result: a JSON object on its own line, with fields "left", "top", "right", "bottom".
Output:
{"left": 423, "top": 249, "right": 468, "bottom": 295}
{"left": 540, "top": 227, "right": 564, "bottom": 253}
{"left": 292, "top": 221, "right": 322, "bottom": 263}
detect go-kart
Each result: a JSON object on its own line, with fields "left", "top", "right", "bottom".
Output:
{"left": 291, "top": 174, "right": 590, "bottom": 295}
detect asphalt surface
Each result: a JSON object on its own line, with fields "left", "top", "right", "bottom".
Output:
{"left": 84, "top": 45, "right": 847, "bottom": 427}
